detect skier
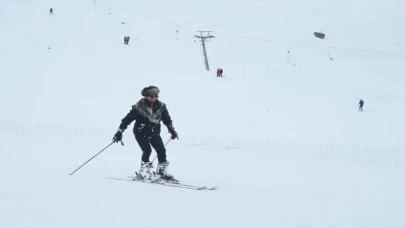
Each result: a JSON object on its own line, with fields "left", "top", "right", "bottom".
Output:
{"left": 220, "top": 68, "right": 223, "bottom": 77}
{"left": 216, "top": 68, "right": 220, "bottom": 77}
{"left": 124, "top": 36, "right": 127, "bottom": 44}
{"left": 126, "top": 36, "right": 130, "bottom": 44}
{"left": 359, "top": 99, "right": 364, "bottom": 111}
{"left": 112, "top": 86, "right": 179, "bottom": 181}
{"left": 49, "top": 8, "right": 53, "bottom": 15}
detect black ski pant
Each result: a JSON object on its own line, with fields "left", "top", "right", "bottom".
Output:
{"left": 135, "top": 134, "right": 167, "bottom": 163}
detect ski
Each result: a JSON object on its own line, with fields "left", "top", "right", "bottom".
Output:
{"left": 109, "top": 177, "right": 215, "bottom": 190}
{"left": 128, "top": 175, "right": 216, "bottom": 190}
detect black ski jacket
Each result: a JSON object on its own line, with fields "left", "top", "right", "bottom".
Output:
{"left": 118, "top": 99, "right": 175, "bottom": 136}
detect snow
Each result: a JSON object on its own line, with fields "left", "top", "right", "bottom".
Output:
{"left": 1, "top": 0, "right": 405, "bottom": 227}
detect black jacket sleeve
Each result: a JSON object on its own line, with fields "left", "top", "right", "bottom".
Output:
{"left": 161, "top": 105, "right": 175, "bottom": 132}
{"left": 118, "top": 106, "right": 139, "bottom": 131}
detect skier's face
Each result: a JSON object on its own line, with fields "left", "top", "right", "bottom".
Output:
{"left": 145, "top": 96, "right": 158, "bottom": 102}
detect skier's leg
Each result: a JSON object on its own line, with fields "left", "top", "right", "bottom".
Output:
{"left": 134, "top": 134, "right": 154, "bottom": 179}
{"left": 150, "top": 135, "right": 166, "bottom": 162}
{"left": 150, "top": 135, "right": 175, "bottom": 180}
{"left": 135, "top": 134, "right": 153, "bottom": 162}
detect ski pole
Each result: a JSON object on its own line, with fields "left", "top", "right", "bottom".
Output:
{"left": 69, "top": 140, "right": 121, "bottom": 175}
{"left": 151, "top": 138, "right": 172, "bottom": 164}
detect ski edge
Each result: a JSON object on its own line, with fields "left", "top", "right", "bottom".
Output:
{"left": 128, "top": 175, "right": 216, "bottom": 190}
{"left": 108, "top": 177, "right": 212, "bottom": 190}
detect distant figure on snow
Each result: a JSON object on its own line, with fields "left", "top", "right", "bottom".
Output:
{"left": 219, "top": 68, "right": 223, "bottom": 77}
{"left": 359, "top": 99, "right": 364, "bottom": 111}
{"left": 49, "top": 8, "right": 53, "bottom": 15}
{"left": 124, "top": 36, "right": 130, "bottom": 45}
{"left": 216, "top": 68, "right": 220, "bottom": 77}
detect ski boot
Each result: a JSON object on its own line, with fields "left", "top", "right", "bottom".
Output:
{"left": 137, "top": 161, "right": 154, "bottom": 181}
{"left": 157, "top": 161, "right": 178, "bottom": 183}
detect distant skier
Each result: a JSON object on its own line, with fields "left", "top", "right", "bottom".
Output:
{"left": 219, "top": 68, "right": 223, "bottom": 77}
{"left": 359, "top": 99, "right": 364, "bottom": 111}
{"left": 112, "top": 86, "right": 179, "bottom": 181}
{"left": 49, "top": 8, "right": 53, "bottom": 15}
{"left": 216, "top": 68, "right": 220, "bottom": 77}
{"left": 126, "top": 36, "right": 130, "bottom": 44}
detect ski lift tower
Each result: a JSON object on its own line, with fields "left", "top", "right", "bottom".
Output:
{"left": 194, "top": 31, "right": 215, "bottom": 71}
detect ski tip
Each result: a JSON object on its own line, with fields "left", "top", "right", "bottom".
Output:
{"left": 205, "top": 186, "right": 217, "bottom": 190}
{"left": 197, "top": 186, "right": 217, "bottom": 190}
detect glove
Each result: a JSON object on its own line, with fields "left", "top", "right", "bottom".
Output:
{"left": 169, "top": 129, "right": 179, "bottom": 140}
{"left": 113, "top": 129, "right": 123, "bottom": 143}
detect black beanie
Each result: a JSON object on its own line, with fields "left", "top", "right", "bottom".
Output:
{"left": 141, "top": 86, "right": 160, "bottom": 97}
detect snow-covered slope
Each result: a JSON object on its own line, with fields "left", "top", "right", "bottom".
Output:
{"left": 1, "top": 0, "right": 404, "bottom": 227}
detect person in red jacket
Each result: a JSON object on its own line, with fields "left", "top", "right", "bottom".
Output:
{"left": 216, "top": 68, "right": 220, "bottom": 77}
